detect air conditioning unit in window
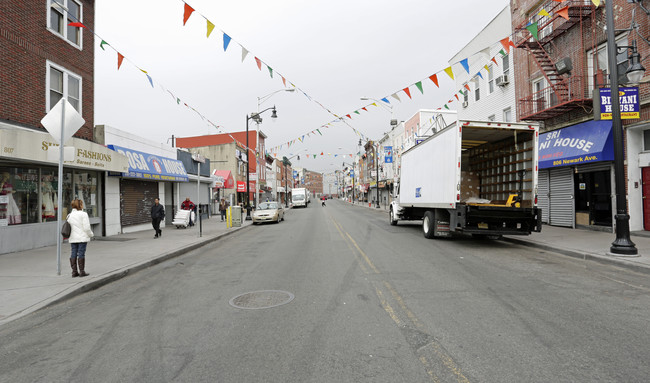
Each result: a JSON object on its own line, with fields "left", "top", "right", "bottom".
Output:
{"left": 462, "top": 101, "right": 469, "bottom": 108}
{"left": 496, "top": 75, "right": 509, "bottom": 87}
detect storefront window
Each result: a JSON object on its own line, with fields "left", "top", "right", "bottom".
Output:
{"left": 0, "top": 167, "right": 39, "bottom": 225}
{"left": 0, "top": 165, "right": 99, "bottom": 225}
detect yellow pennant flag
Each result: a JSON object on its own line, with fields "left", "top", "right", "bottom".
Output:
{"left": 484, "top": 64, "right": 490, "bottom": 73}
{"left": 444, "top": 66, "right": 454, "bottom": 80}
{"left": 207, "top": 20, "right": 215, "bottom": 38}
{"left": 538, "top": 9, "right": 550, "bottom": 17}
{"left": 592, "top": 0, "right": 600, "bottom": 6}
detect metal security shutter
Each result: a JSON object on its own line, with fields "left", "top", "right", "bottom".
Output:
{"left": 120, "top": 179, "right": 158, "bottom": 226}
{"left": 576, "top": 162, "right": 613, "bottom": 173}
{"left": 538, "top": 170, "right": 550, "bottom": 224}
{"left": 549, "top": 167, "right": 574, "bottom": 227}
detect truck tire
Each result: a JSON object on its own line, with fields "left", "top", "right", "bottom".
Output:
{"left": 423, "top": 211, "right": 435, "bottom": 239}
{"left": 389, "top": 207, "right": 398, "bottom": 226}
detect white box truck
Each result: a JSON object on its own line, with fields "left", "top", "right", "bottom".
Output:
{"left": 390, "top": 117, "right": 542, "bottom": 238}
{"left": 292, "top": 188, "right": 309, "bottom": 208}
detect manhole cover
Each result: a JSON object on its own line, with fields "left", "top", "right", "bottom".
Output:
{"left": 229, "top": 290, "right": 294, "bottom": 310}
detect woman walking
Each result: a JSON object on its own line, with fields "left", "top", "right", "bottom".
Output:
{"left": 68, "top": 199, "right": 93, "bottom": 277}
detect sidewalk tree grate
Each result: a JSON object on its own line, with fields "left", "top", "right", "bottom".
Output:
{"left": 229, "top": 290, "right": 294, "bottom": 310}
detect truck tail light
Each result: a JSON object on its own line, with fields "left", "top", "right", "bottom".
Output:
{"left": 534, "top": 195, "right": 538, "bottom": 205}
{"left": 457, "top": 193, "right": 460, "bottom": 201}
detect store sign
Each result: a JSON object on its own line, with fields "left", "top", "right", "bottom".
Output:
{"left": 599, "top": 87, "right": 639, "bottom": 120}
{"left": 237, "top": 181, "right": 246, "bottom": 192}
{"left": 538, "top": 120, "right": 614, "bottom": 169}
{"left": 384, "top": 146, "right": 393, "bottom": 163}
{"left": 0, "top": 128, "right": 129, "bottom": 172}
{"left": 107, "top": 145, "right": 188, "bottom": 181}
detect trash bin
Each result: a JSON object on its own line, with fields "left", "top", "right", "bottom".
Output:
{"left": 231, "top": 205, "right": 242, "bottom": 227}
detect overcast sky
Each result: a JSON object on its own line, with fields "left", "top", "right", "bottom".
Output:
{"left": 94, "top": 0, "right": 510, "bottom": 174}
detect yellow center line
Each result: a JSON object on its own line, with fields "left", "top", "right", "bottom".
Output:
{"left": 329, "top": 215, "right": 472, "bottom": 383}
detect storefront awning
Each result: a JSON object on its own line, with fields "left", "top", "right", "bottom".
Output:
{"left": 538, "top": 120, "right": 614, "bottom": 169}
{"left": 0, "top": 127, "right": 129, "bottom": 172}
{"left": 213, "top": 170, "right": 234, "bottom": 189}
{"left": 107, "top": 145, "right": 189, "bottom": 181}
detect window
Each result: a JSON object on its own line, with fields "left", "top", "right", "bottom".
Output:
{"left": 462, "top": 86, "right": 468, "bottom": 103}
{"left": 488, "top": 64, "right": 494, "bottom": 94}
{"left": 48, "top": 0, "right": 83, "bottom": 47}
{"left": 644, "top": 130, "right": 650, "bottom": 151}
{"left": 503, "top": 107, "right": 512, "bottom": 122}
{"left": 502, "top": 55, "right": 510, "bottom": 76}
{"left": 473, "top": 78, "right": 481, "bottom": 102}
{"left": 587, "top": 34, "right": 628, "bottom": 89}
{"left": 488, "top": 115, "right": 496, "bottom": 121}
{"left": 46, "top": 61, "right": 82, "bottom": 113}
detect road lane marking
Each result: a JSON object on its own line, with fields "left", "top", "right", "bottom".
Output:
{"left": 329, "top": 215, "right": 471, "bottom": 383}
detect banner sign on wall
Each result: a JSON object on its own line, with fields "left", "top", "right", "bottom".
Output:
{"left": 538, "top": 120, "right": 613, "bottom": 169}
{"left": 599, "top": 87, "right": 639, "bottom": 120}
{"left": 107, "top": 145, "right": 188, "bottom": 181}
{"left": 384, "top": 146, "right": 393, "bottom": 163}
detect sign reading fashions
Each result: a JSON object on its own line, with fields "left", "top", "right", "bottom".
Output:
{"left": 107, "top": 145, "right": 189, "bottom": 181}
{"left": 538, "top": 120, "right": 614, "bottom": 169}
{"left": 384, "top": 146, "right": 393, "bottom": 163}
{"left": 599, "top": 87, "right": 640, "bottom": 120}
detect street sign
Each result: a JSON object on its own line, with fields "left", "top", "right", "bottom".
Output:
{"left": 249, "top": 173, "right": 257, "bottom": 181}
{"left": 40, "top": 98, "right": 85, "bottom": 145}
{"left": 384, "top": 146, "right": 393, "bottom": 163}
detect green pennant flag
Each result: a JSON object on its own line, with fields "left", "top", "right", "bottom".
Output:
{"left": 100, "top": 40, "right": 109, "bottom": 50}
{"left": 267, "top": 66, "right": 273, "bottom": 78}
{"left": 176, "top": 98, "right": 180, "bottom": 105}
{"left": 354, "top": 110, "right": 360, "bottom": 115}
{"left": 526, "top": 22, "right": 539, "bottom": 40}
{"left": 499, "top": 49, "right": 507, "bottom": 57}
{"left": 444, "top": 104, "right": 450, "bottom": 110}
{"left": 316, "top": 129, "right": 322, "bottom": 136}
{"left": 313, "top": 154, "right": 316, "bottom": 159}
{"left": 415, "top": 81, "right": 424, "bottom": 94}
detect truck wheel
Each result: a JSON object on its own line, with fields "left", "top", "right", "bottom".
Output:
{"left": 389, "top": 207, "right": 398, "bottom": 226}
{"left": 423, "top": 211, "right": 435, "bottom": 239}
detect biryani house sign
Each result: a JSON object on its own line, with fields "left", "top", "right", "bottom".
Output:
{"left": 598, "top": 87, "right": 640, "bottom": 120}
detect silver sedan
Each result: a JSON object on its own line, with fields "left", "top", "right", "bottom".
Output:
{"left": 252, "top": 202, "right": 285, "bottom": 224}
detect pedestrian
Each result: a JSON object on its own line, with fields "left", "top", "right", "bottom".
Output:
{"left": 219, "top": 198, "right": 229, "bottom": 221}
{"left": 151, "top": 198, "right": 165, "bottom": 238}
{"left": 68, "top": 198, "right": 93, "bottom": 277}
{"left": 181, "top": 197, "right": 196, "bottom": 226}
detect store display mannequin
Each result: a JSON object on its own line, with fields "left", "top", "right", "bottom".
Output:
{"left": 42, "top": 181, "right": 56, "bottom": 219}
{"left": 1, "top": 172, "right": 21, "bottom": 224}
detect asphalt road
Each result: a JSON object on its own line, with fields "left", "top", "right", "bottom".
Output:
{"left": 1, "top": 199, "right": 649, "bottom": 382}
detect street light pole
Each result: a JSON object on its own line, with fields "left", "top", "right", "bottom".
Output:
{"left": 376, "top": 143, "right": 380, "bottom": 208}
{"left": 245, "top": 106, "right": 277, "bottom": 220}
{"left": 605, "top": 0, "right": 638, "bottom": 256}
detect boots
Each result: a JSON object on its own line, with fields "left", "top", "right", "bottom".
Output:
{"left": 78, "top": 258, "right": 89, "bottom": 277}
{"left": 70, "top": 258, "right": 79, "bottom": 277}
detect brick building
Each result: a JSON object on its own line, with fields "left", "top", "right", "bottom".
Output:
{"left": 511, "top": 0, "right": 650, "bottom": 231}
{"left": 0, "top": 1, "right": 129, "bottom": 253}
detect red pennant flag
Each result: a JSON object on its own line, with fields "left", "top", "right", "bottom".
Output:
{"left": 557, "top": 6, "right": 570, "bottom": 20}
{"left": 67, "top": 22, "right": 86, "bottom": 28}
{"left": 429, "top": 74, "right": 439, "bottom": 87}
{"left": 117, "top": 53, "right": 124, "bottom": 70}
{"left": 455, "top": 94, "right": 459, "bottom": 101}
{"left": 254, "top": 57, "right": 262, "bottom": 70}
{"left": 282, "top": 76, "right": 287, "bottom": 87}
{"left": 321, "top": 152, "right": 324, "bottom": 155}
{"left": 362, "top": 107, "right": 367, "bottom": 112}
{"left": 500, "top": 37, "right": 512, "bottom": 54}
{"left": 183, "top": 3, "right": 194, "bottom": 26}
{"left": 346, "top": 114, "right": 351, "bottom": 119}
{"left": 403, "top": 87, "right": 412, "bottom": 99}
{"left": 464, "top": 84, "right": 470, "bottom": 91}
{"left": 491, "top": 57, "right": 499, "bottom": 65}
{"left": 448, "top": 99, "right": 453, "bottom": 103}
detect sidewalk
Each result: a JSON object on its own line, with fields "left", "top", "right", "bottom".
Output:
{"left": 346, "top": 199, "right": 650, "bottom": 275}
{"left": 0, "top": 217, "right": 253, "bottom": 326}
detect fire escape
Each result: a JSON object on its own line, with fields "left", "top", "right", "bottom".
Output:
{"left": 514, "top": 0, "right": 595, "bottom": 121}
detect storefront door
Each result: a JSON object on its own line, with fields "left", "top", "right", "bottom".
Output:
{"left": 642, "top": 167, "right": 650, "bottom": 230}
{"left": 575, "top": 170, "right": 612, "bottom": 227}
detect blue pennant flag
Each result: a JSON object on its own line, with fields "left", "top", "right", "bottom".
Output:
{"left": 460, "top": 58, "right": 470, "bottom": 74}
{"left": 381, "top": 97, "right": 390, "bottom": 104}
{"left": 223, "top": 33, "right": 232, "bottom": 51}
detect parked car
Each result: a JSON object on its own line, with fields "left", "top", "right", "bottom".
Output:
{"left": 252, "top": 202, "right": 284, "bottom": 224}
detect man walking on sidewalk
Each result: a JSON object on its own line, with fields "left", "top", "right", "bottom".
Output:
{"left": 151, "top": 198, "right": 165, "bottom": 239}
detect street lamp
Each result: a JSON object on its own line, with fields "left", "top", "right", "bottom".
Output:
{"left": 255, "top": 89, "right": 295, "bottom": 209}
{"left": 245, "top": 106, "right": 277, "bottom": 220}
{"left": 605, "top": 0, "right": 639, "bottom": 256}
{"left": 342, "top": 161, "right": 355, "bottom": 203}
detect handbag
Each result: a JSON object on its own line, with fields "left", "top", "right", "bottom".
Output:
{"left": 61, "top": 217, "right": 71, "bottom": 238}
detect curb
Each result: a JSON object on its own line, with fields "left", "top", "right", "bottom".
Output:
{"left": 502, "top": 237, "right": 650, "bottom": 275}
{"left": 2, "top": 224, "right": 254, "bottom": 325}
